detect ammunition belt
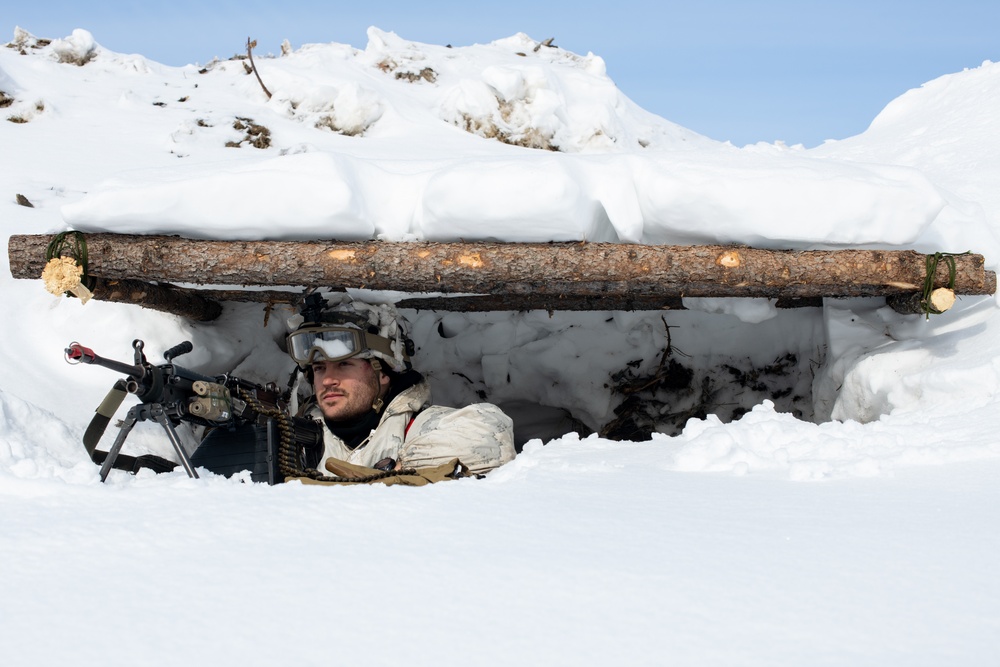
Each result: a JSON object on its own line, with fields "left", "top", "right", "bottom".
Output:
{"left": 237, "top": 389, "right": 416, "bottom": 484}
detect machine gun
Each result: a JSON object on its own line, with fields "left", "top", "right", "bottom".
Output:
{"left": 66, "top": 339, "right": 321, "bottom": 483}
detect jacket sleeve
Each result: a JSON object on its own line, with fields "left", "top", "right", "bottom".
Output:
{"left": 400, "top": 403, "right": 516, "bottom": 475}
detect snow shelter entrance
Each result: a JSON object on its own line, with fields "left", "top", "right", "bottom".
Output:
{"left": 405, "top": 304, "right": 828, "bottom": 448}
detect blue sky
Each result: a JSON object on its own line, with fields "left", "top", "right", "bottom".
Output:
{"left": 8, "top": 1, "right": 999, "bottom": 147}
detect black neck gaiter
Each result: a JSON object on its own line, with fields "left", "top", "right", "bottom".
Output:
{"left": 325, "top": 409, "right": 381, "bottom": 449}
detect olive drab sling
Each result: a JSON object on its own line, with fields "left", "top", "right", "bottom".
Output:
{"left": 290, "top": 457, "right": 472, "bottom": 486}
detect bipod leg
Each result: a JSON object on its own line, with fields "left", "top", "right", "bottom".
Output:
{"left": 99, "top": 407, "right": 139, "bottom": 483}
{"left": 150, "top": 405, "right": 199, "bottom": 479}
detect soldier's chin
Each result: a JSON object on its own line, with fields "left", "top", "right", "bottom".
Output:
{"left": 321, "top": 402, "right": 358, "bottom": 420}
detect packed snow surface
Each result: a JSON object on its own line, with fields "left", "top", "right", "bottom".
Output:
{"left": 2, "top": 27, "right": 999, "bottom": 665}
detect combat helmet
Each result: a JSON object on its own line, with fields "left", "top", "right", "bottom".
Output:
{"left": 286, "top": 292, "right": 414, "bottom": 373}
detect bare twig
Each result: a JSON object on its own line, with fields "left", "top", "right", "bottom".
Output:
{"left": 246, "top": 38, "right": 272, "bottom": 99}
{"left": 533, "top": 37, "right": 556, "bottom": 52}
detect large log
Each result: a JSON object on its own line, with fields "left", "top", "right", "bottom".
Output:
{"left": 8, "top": 234, "right": 995, "bottom": 302}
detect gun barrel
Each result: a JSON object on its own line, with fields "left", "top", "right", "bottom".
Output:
{"left": 65, "top": 343, "right": 144, "bottom": 378}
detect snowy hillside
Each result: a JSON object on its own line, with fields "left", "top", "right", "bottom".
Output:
{"left": 2, "top": 27, "right": 999, "bottom": 666}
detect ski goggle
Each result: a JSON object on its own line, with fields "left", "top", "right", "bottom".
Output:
{"left": 286, "top": 326, "right": 396, "bottom": 367}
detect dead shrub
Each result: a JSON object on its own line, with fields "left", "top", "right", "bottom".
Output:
{"left": 454, "top": 107, "right": 558, "bottom": 152}
{"left": 56, "top": 50, "right": 95, "bottom": 67}
{"left": 7, "top": 100, "right": 44, "bottom": 124}
{"left": 377, "top": 58, "right": 438, "bottom": 84}
{"left": 6, "top": 30, "right": 50, "bottom": 54}
{"left": 313, "top": 115, "right": 359, "bottom": 137}
{"left": 227, "top": 117, "right": 271, "bottom": 149}
{"left": 395, "top": 67, "right": 437, "bottom": 83}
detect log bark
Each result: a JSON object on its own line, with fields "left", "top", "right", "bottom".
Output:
{"left": 9, "top": 233, "right": 996, "bottom": 302}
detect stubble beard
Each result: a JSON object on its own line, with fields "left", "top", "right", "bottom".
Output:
{"left": 317, "top": 376, "right": 381, "bottom": 422}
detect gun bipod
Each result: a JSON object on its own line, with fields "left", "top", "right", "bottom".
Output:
{"left": 98, "top": 402, "right": 199, "bottom": 482}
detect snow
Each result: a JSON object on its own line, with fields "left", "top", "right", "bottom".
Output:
{"left": 2, "top": 27, "right": 1000, "bottom": 665}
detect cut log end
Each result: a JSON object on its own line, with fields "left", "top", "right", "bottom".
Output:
{"left": 886, "top": 288, "right": 957, "bottom": 316}
{"left": 929, "top": 287, "right": 957, "bottom": 313}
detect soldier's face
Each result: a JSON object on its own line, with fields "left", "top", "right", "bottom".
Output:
{"left": 312, "top": 358, "right": 389, "bottom": 421}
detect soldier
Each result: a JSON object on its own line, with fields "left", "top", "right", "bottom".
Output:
{"left": 287, "top": 294, "right": 515, "bottom": 476}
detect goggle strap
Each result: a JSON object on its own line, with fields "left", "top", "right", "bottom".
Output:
{"left": 362, "top": 333, "right": 399, "bottom": 362}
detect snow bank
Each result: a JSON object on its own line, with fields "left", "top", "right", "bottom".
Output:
{"left": 3, "top": 27, "right": 1000, "bottom": 484}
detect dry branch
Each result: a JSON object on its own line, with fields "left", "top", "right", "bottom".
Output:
{"left": 395, "top": 295, "right": 825, "bottom": 312}
{"left": 246, "top": 38, "right": 272, "bottom": 100}
{"left": 89, "top": 278, "right": 223, "bottom": 321}
{"left": 397, "top": 294, "right": 686, "bottom": 312}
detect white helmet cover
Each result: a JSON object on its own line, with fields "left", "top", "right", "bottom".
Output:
{"left": 287, "top": 294, "right": 412, "bottom": 372}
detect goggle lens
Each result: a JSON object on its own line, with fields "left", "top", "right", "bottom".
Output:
{"left": 288, "top": 328, "right": 363, "bottom": 366}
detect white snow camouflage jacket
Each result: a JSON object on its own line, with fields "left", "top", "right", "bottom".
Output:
{"left": 305, "top": 379, "right": 516, "bottom": 476}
